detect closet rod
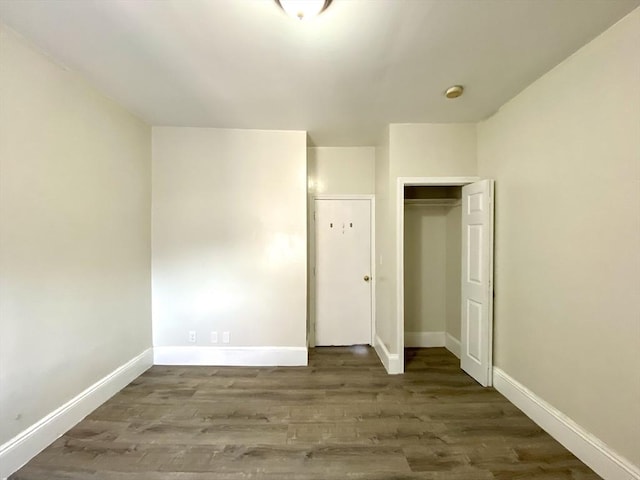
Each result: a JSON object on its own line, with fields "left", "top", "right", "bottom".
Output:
{"left": 404, "top": 199, "right": 461, "bottom": 207}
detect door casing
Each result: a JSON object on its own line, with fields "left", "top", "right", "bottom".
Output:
{"left": 309, "top": 194, "right": 376, "bottom": 348}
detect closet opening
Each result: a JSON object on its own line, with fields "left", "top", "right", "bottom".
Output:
{"left": 396, "top": 176, "right": 494, "bottom": 385}
{"left": 403, "top": 185, "right": 463, "bottom": 359}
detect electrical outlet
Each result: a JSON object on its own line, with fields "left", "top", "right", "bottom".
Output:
{"left": 188, "top": 330, "right": 197, "bottom": 343}
{"left": 210, "top": 331, "right": 218, "bottom": 344}
{"left": 222, "top": 331, "right": 230, "bottom": 344}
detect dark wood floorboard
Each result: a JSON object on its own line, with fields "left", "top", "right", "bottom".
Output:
{"left": 11, "top": 347, "right": 601, "bottom": 479}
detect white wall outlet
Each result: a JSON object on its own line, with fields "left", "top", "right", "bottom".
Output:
{"left": 210, "top": 331, "right": 218, "bottom": 343}
{"left": 188, "top": 330, "right": 197, "bottom": 343}
{"left": 222, "top": 331, "right": 230, "bottom": 344}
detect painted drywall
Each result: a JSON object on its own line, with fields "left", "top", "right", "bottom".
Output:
{"left": 0, "top": 25, "right": 152, "bottom": 444}
{"left": 404, "top": 206, "right": 447, "bottom": 333}
{"left": 152, "top": 127, "right": 307, "bottom": 350}
{"left": 445, "top": 205, "right": 462, "bottom": 341}
{"left": 308, "top": 147, "right": 375, "bottom": 195}
{"left": 375, "top": 124, "right": 477, "bottom": 356}
{"left": 389, "top": 124, "right": 477, "bottom": 179}
{"left": 478, "top": 7, "right": 640, "bottom": 466}
{"left": 404, "top": 203, "right": 462, "bottom": 342}
{"left": 374, "top": 127, "right": 394, "bottom": 350}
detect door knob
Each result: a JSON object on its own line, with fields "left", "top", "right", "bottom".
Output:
{"left": 364, "top": 275, "right": 370, "bottom": 282}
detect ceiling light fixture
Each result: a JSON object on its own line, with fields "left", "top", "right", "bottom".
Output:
{"left": 275, "top": 0, "right": 333, "bottom": 20}
{"left": 445, "top": 85, "right": 464, "bottom": 99}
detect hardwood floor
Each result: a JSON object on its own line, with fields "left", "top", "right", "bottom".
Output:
{"left": 11, "top": 347, "right": 601, "bottom": 479}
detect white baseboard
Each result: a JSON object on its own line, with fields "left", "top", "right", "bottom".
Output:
{"left": 373, "top": 334, "right": 402, "bottom": 374}
{"left": 404, "top": 331, "right": 445, "bottom": 348}
{"left": 445, "top": 333, "right": 461, "bottom": 358}
{"left": 153, "top": 346, "right": 308, "bottom": 366}
{"left": 493, "top": 367, "right": 639, "bottom": 480}
{"left": 0, "top": 348, "right": 153, "bottom": 479}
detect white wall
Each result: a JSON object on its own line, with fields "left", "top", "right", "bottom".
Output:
{"left": 308, "top": 147, "right": 375, "bottom": 195}
{"left": 445, "top": 205, "right": 462, "bottom": 341}
{"left": 404, "top": 203, "right": 461, "bottom": 346}
{"left": 389, "top": 124, "right": 478, "bottom": 179}
{"left": 404, "top": 206, "right": 447, "bottom": 333}
{"left": 0, "top": 25, "right": 152, "bottom": 445}
{"left": 152, "top": 127, "right": 307, "bottom": 356}
{"left": 478, "top": 7, "right": 640, "bottom": 467}
{"left": 375, "top": 124, "right": 477, "bottom": 361}
{"left": 374, "top": 127, "right": 394, "bottom": 353}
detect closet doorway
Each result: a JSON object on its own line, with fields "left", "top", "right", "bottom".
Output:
{"left": 397, "top": 177, "right": 494, "bottom": 386}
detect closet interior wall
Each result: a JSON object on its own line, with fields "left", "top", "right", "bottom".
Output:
{"left": 403, "top": 186, "right": 462, "bottom": 352}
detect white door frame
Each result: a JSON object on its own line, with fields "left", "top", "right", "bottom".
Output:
{"left": 396, "top": 177, "right": 480, "bottom": 373}
{"left": 310, "top": 194, "right": 376, "bottom": 348}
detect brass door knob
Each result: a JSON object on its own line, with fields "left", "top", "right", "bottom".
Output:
{"left": 364, "top": 275, "right": 370, "bottom": 282}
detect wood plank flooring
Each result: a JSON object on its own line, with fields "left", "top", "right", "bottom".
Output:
{"left": 11, "top": 347, "right": 601, "bottom": 479}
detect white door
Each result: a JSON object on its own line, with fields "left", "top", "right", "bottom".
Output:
{"left": 461, "top": 179, "right": 494, "bottom": 386}
{"left": 315, "top": 199, "right": 372, "bottom": 346}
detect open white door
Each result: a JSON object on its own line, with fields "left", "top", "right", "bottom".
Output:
{"left": 461, "top": 179, "right": 494, "bottom": 386}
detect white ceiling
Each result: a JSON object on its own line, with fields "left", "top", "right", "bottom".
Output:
{"left": 1, "top": 0, "right": 638, "bottom": 146}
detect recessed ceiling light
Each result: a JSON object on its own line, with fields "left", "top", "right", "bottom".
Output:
{"left": 445, "top": 85, "right": 464, "bottom": 99}
{"left": 275, "top": 0, "right": 333, "bottom": 20}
